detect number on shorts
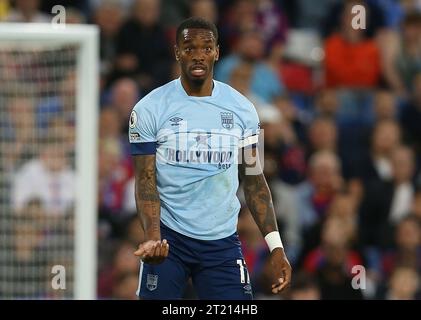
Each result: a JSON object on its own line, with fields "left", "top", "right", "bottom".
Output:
{"left": 236, "top": 259, "right": 250, "bottom": 284}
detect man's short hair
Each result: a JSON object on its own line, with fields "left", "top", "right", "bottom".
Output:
{"left": 176, "top": 17, "right": 218, "bottom": 45}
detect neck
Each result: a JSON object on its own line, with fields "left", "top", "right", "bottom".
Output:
{"left": 180, "top": 75, "right": 213, "bottom": 97}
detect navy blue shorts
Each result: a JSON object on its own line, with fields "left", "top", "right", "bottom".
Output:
{"left": 136, "top": 223, "right": 253, "bottom": 300}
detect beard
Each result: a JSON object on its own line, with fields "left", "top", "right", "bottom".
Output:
{"left": 190, "top": 76, "right": 206, "bottom": 86}
{"left": 182, "top": 64, "right": 212, "bottom": 87}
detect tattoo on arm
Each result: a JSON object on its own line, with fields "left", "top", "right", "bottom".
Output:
{"left": 133, "top": 154, "right": 161, "bottom": 240}
{"left": 240, "top": 147, "right": 278, "bottom": 236}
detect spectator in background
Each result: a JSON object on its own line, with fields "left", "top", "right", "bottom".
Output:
{"left": 48, "top": 117, "right": 76, "bottom": 166}
{"left": 92, "top": 0, "right": 125, "bottom": 80}
{"left": 255, "top": 0, "right": 288, "bottom": 52}
{"left": 11, "top": 136, "right": 75, "bottom": 216}
{"left": 228, "top": 61, "right": 270, "bottom": 109}
{"left": 380, "top": 266, "right": 420, "bottom": 299}
{"left": 98, "top": 137, "right": 132, "bottom": 216}
{"left": 294, "top": 151, "right": 344, "bottom": 242}
{"left": 306, "top": 117, "right": 338, "bottom": 158}
{"left": 111, "top": 271, "right": 139, "bottom": 300}
{"left": 300, "top": 192, "right": 359, "bottom": 261}
{"left": 274, "top": 95, "right": 308, "bottom": 144}
{"left": 297, "top": 150, "right": 343, "bottom": 228}
{"left": 388, "top": 146, "right": 417, "bottom": 224}
{"left": 160, "top": 0, "right": 190, "bottom": 29}
{"left": 1, "top": 97, "right": 36, "bottom": 173}
{"left": 98, "top": 241, "right": 140, "bottom": 299}
{"left": 313, "top": 88, "right": 339, "bottom": 119}
{"left": 215, "top": 29, "right": 284, "bottom": 103}
{"left": 328, "top": 192, "right": 359, "bottom": 226}
{"left": 359, "top": 145, "right": 416, "bottom": 248}
{"left": 306, "top": 116, "right": 360, "bottom": 183}
{"left": 326, "top": 193, "right": 359, "bottom": 251}
{"left": 218, "top": 0, "right": 258, "bottom": 55}
{"left": 373, "top": 89, "right": 398, "bottom": 121}
{"left": 380, "top": 215, "right": 421, "bottom": 281}
{"left": 36, "top": 70, "right": 77, "bottom": 134}
{"left": 113, "top": 0, "right": 172, "bottom": 93}
{"left": 106, "top": 77, "right": 140, "bottom": 136}
{"left": 353, "top": 119, "right": 402, "bottom": 187}
{"left": 99, "top": 107, "right": 123, "bottom": 139}
{"left": 303, "top": 215, "right": 364, "bottom": 300}
{"left": 400, "top": 72, "right": 421, "bottom": 154}
{"left": 256, "top": 104, "right": 298, "bottom": 177}
{"left": 98, "top": 106, "right": 133, "bottom": 185}
{"left": 382, "top": 12, "right": 421, "bottom": 97}
{"left": 190, "top": 0, "right": 218, "bottom": 24}
{"left": 5, "top": 0, "right": 50, "bottom": 23}
{"left": 324, "top": 0, "right": 381, "bottom": 89}
{"left": 5, "top": 212, "right": 48, "bottom": 298}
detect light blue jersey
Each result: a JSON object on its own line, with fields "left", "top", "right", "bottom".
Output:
{"left": 129, "top": 78, "right": 260, "bottom": 240}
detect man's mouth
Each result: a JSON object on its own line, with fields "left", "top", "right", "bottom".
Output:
{"left": 190, "top": 65, "right": 206, "bottom": 76}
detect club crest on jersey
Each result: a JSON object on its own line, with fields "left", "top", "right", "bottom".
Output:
{"left": 220, "top": 112, "right": 234, "bottom": 129}
{"left": 146, "top": 274, "right": 158, "bottom": 291}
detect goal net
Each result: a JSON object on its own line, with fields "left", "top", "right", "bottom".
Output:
{"left": 0, "top": 24, "right": 98, "bottom": 299}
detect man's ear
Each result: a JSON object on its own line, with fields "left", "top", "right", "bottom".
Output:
{"left": 174, "top": 45, "right": 180, "bottom": 61}
{"left": 215, "top": 45, "right": 220, "bottom": 61}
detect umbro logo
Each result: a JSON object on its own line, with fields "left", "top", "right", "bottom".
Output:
{"left": 169, "top": 117, "right": 183, "bottom": 126}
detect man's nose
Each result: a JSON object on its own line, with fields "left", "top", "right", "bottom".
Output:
{"left": 192, "top": 50, "right": 205, "bottom": 62}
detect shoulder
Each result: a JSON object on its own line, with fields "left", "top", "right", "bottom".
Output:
{"left": 215, "top": 80, "right": 256, "bottom": 113}
{"left": 133, "top": 80, "right": 177, "bottom": 113}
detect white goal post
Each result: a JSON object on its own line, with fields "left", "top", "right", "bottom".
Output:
{"left": 0, "top": 23, "right": 99, "bottom": 300}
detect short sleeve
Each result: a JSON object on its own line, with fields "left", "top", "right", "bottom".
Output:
{"left": 239, "top": 102, "right": 260, "bottom": 149}
{"left": 128, "top": 101, "right": 157, "bottom": 155}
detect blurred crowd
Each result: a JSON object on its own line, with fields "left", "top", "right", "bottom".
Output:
{"left": 1, "top": 0, "right": 421, "bottom": 300}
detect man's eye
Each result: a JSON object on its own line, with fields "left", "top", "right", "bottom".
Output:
{"left": 205, "top": 47, "right": 212, "bottom": 52}
{"left": 185, "top": 48, "right": 192, "bottom": 52}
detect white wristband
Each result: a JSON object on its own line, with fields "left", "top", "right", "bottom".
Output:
{"left": 264, "top": 231, "right": 283, "bottom": 252}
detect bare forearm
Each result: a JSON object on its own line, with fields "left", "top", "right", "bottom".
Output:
{"left": 134, "top": 155, "right": 161, "bottom": 240}
{"left": 240, "top": 149, "right": 291, "bottom": 291}
{"left": 243, "top": 173, "right": 278, "bottom": 236}
{"left": 135, "top": 185, "right": 160, "bottom": 240}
